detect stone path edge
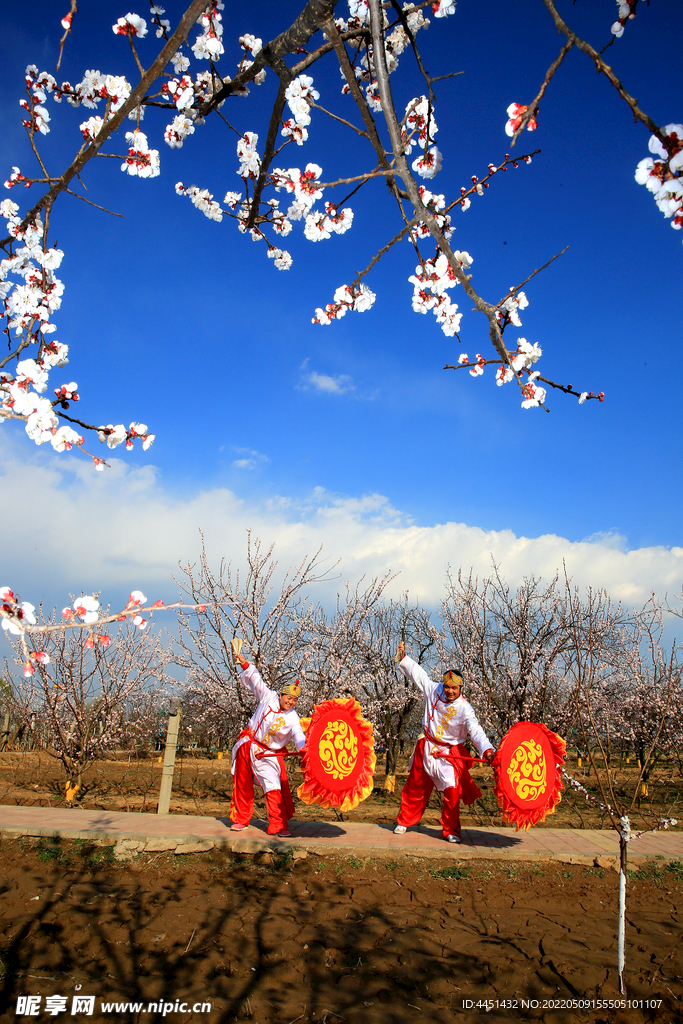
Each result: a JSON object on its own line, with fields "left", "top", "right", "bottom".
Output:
{"left": 1, "top": 807, "right": 681, "bottom": 868}
{"left": 0, "top": 823, "right": 623, "bottom": 865}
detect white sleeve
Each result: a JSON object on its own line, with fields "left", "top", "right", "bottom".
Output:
{"left": 239, "top": 664, "right": 276, "bottom": 704}
{"left": 289, "top": 714, "right": 307, "bottom": 752}
{"left": 462, "top": 700, "right": 493, "bottom": 756}
{"left": 397, "top": 655, "right": 438, "bottom": 698}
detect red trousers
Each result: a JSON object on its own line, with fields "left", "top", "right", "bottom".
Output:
{"left": 397, "top": 737, "right": 469, "bottom": 838}
{"left": 230, "top": 740, "right": 293, "bottom": 835}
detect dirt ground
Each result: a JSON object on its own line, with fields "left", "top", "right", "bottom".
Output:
{"left": 0, "top": 836, "right": 681, "bottom": 1024}
{"left": 0, "top": 752, "right": 680, "bottom": 832}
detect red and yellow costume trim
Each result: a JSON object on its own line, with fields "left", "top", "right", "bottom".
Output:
{"left": 425, "top": 730, "right": 483, "bottom": 805}
{"left": 492, "top": 721, "right": 566, "bottom": 831}
{"left": 297, "top": 697, "right": 376, "bottom": 812}
{"left": 230, "top": 727, "right": 295, "bottom": 831}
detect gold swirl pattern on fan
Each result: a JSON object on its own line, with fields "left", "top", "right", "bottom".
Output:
{"left": 507, "top": 739, "right": 547, "bottom": 801}
{"left": 318, "top": 720, "right": 359, "bottom": 779}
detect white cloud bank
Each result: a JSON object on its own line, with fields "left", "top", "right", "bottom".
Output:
{"left": 1, "top": 436, "right": 682, "bottom": 616}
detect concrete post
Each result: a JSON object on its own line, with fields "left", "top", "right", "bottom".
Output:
{"left": 0, "top": 712, "right": 10, "bottom": 751}
{"left": 157, "top": 699, "right": 182, "bottom": 815}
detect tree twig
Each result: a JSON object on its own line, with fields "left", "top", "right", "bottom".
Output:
{"left": 510, "top": 41, "right": 573, "bottom": 147}
{"left": 541, "top": 0, "right": 672, "bottom": 153}
{"left": 0, "top": 0, "right": 209, "bottom": 248}
{"left": 494, "top": 246, "right": 569, "bottom": 307}
{"left": 65, "top": 189, "right": 124, "bottom": 218}
{"left": 56, "top": 0, "right": 78, "bottom": 73}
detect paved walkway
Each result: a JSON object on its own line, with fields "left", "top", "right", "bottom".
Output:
{"left": 1, "top": 805, "right": 681, "bottom": 865}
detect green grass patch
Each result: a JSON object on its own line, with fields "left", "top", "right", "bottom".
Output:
{"left": 627, "top": 868, "right": 650, "bottom": 881}
{"left": 386, "top": 860, "right": 400, "bottom": 871}
{"left": 666, "top": 860, "right": 683, "bottom": 880}
{"left": 272, "top": 850, "right": 293, "bottom": 871}
{"left": 36, "top": 838, "right": 62, "bottom": 863}
{"left": 87, "top": 846, "right": 115, "bottom": 865}
{"left": 347, "top": 857, "right": 363, "bottom": 869}
{"left": 429, "top": 864, "right": 471, "bottom": 880}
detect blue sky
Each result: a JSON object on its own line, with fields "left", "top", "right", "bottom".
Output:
{"left": 1, "top": 1, "right": 682, "bottom": 617}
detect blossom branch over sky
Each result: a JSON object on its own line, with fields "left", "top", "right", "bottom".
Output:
{"left": 1, "top": 0, "right": 680, "bottom": 472}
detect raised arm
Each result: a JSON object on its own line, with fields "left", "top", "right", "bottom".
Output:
{"left": 395, "top": 640, "right": 437, "bottom": 698}
{"left": 232, "top": 642, "right": 275, "bottom": 703}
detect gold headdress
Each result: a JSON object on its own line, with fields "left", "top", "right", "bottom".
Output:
{"left": 443, "top": 670, "right": 463, "bottom": 687}
{"left": 281, "top": 680, "right": 301, "bottom": 697}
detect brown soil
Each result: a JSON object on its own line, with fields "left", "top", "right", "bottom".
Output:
{"left": 0, "top": 836, "right": 681, "bottom": 1024}
{"left": 0, "top": 752, "right": 680, "bottom": 833}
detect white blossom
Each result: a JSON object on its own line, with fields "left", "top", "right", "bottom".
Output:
{"left": 237, "top": 131, "right": 261, "bottom": 179}
{"left": 176, "top": 182, "right": 223, "bottom": 221}
{"left": 112, "top": 14, "right": 148, "bottom": 38}
{"left": 121, "top": 131, "right": 160, "bottom": 178}
{"left": 285, "top": 76, "right": 319, "bottom": 129}
{"left": 73, "top": 595, "right": 100, "bottom": 623}
{"left": 106, "top": 424, "right": 127, "bottom": 448}
{"left": 171, "top": 52, "right": 190, "bottom": 75}
{"left": 51, "top": 425, "right": 83, "bottom": 452}
{"left": 164, "top": 115, "right": 195, "bottom": 149}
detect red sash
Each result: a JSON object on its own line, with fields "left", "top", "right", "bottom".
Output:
{"left": 422, "top": 732, "right": 482, "bottom": 806}
{"left": 237, "top": 727, "right": 295, "bottom": 819}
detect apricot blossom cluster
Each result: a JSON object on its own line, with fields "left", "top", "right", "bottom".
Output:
{"left": 635, "top": 124, "right": 683, "bottom": 239}
{"left": 611, "top": 1, "right": 637, "bottom": 39}
{"left": 505, "top": 103, "right": 538, "bottom": 138}
{"left": 0, "top": 586, "right": 49, "bottom": 677}
{"left": 312, "top": 283, "right": 376, "bottom": 325}
{"left": 408, "top": 249, "right": 472, "bottom": 337}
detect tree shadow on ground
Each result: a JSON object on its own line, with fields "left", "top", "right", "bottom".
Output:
{"left": 0, "top": 837, "right": 680, "bottom": 1024}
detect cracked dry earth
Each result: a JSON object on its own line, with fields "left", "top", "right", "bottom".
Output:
{"left": 0, "top": 838, "right": 681, "bottom": 1024}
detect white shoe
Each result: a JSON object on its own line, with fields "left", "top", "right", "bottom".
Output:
{"left": 446, "top": 834, "right": 461, "bottom": 844}
{"left": 393, "top": 825, "right": 407, "bottom": 834}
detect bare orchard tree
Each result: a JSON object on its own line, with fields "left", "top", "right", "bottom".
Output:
{"left": 561, "top": 585, "right": 680, "bottom": 995}
{"left": 297, "top": 573, "right": 393, "bottom": 708}
{"left": 588, "top": 599, "right": 683, "bottom": 795}
{"left": 177, "top": 685, "right": 234, "bottom": 753}
{"left": 5, "top": 621, "right": 170, "bottom": 800}
{"left": 174, "top": 531, "right": 335, "bottom": 741}
{"left": 325, "top": 594, "right": 438, "bottom": 775}
{"left": 439, "top": 567, "right": 579, "bottom": 745}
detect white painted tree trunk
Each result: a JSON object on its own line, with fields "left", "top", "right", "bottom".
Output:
{"left": 618, "top": 816, "right": 631, "bottom": 994}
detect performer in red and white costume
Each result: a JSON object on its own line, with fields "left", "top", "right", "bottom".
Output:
{"left": 394, "top": 641, "right": 495, "bottom": 843}
{"left": 230, "top": 646, "right": 306, "bottom": 837}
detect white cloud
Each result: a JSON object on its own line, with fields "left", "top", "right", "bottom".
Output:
{"left": 231, "top": 446, "right": 269, "bottom": 470}
{"left": 299, "top": 370, "right": 355, "bottom": 395}
{"left": 1, "top": 435, "right": 682, "bottom": 621}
